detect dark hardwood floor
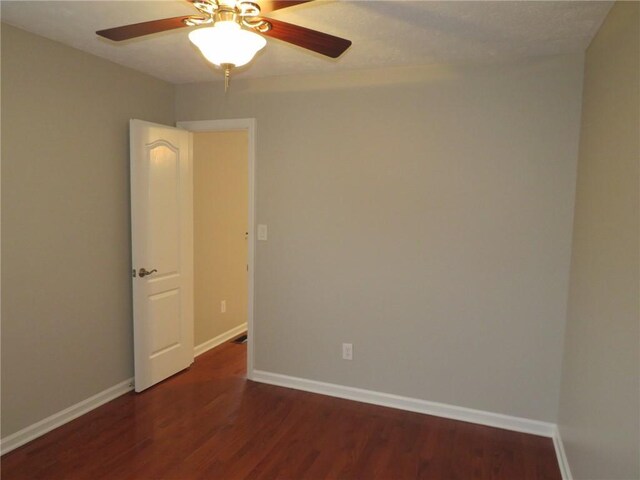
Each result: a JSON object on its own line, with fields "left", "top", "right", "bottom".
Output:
{"left": 1, "top": 341, "right": 561, "bottom": 479}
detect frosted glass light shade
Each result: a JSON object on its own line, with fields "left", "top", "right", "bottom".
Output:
{"left": 188, "top": 22, "right": 266, "bottom": 67}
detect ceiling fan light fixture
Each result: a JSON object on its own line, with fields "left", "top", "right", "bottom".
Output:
{"left": 188, "top": 21, "right": 266, "bottom": 68}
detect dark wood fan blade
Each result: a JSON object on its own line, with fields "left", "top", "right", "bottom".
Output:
{"left": 97, "top": 16, "right": 191, "bottom": 41}
{"left": 259, "top": 1, "right": 314, "bottom": 14}
{"left": 258, "top": 18, "right": 351, "bottom": 58}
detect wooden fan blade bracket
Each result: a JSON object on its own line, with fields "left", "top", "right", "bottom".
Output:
{"left": 237, "top": 1, "right": 261, "bottom": 17}
{"left": 242, "top": 18, "right": 272, "bottom": 32}
{"left": 183, "top": 16, "right": 213, "bottom": 27}
{"left": 187, "top": 0, "right": 262, "bottom": 22}
{"left": 191, "top": 0, "right": 219, "bottom": 15}
{"left": 200, "top": 0, "right": 310, "bottom": 15}
{"left": 187, "top": 0, "right": 272, "bottom": 31}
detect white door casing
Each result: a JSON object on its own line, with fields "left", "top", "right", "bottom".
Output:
{"left": 130, "top": 119, "right": 194, "bottom": 392}
{"left": 177, "top": 118, "right": 256, "bottom": 380}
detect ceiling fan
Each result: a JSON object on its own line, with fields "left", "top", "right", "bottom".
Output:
{"left": 96, "top": 0, "right": 352, "bottom": 89}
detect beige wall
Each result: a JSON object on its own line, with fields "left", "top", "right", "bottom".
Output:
{"left": 1, "top": 24, "right": 175, "bottom": 437}
{"left": 557, "top": 3, "right": 640, "bottom": 479}
{"left": 194, "top": 131, "right": 248, "bottom": 346}
{"left": 177, "top": 54, "right": 584, "bottom": 422}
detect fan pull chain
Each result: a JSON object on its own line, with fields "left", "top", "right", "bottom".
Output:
{"left": 224, "top": 64, "right": 232, "bottom": 92}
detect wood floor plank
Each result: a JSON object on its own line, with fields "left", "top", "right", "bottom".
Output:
{"left": 1, "top": 342, "right": 562, "bottom": 480}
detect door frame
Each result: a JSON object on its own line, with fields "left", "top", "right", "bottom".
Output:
{"left": 177, "top": 118, "right": 256, "bottom": 380}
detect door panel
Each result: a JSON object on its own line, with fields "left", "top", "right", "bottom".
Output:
{"left": 130, "top": 120, "right": 193, "bottom": 392}
{"left": 148, "top": 289, "right": 181, "bottom": 356}
{"left": 147, "top": 142, "right": 181, "bottom": 275}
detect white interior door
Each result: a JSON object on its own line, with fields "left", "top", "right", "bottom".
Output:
{"left": 130, "top": 119, "right": 193, "bottom": 392}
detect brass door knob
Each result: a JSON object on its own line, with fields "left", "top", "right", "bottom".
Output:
{"left": 138, "top": 268, "right": 158, "bottom": 278}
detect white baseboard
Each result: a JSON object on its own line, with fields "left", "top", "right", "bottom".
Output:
{"left": 0, "top": 377, "right": 134, "bottom": 456}
{"left": 194, "top": 323, "right": 247, "bottom": 357}
{"left": 0, "top": 323, "right": 247, "bottom": 456}
{"left": 553, "top": 426, "right": 573, "bottom": 480}
{"left": 252, "top": 370, "right": 556, "bottom": 438}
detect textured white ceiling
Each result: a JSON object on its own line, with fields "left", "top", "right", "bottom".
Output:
{"left": 1, "top": 1, "right": 612, "bottom": 84}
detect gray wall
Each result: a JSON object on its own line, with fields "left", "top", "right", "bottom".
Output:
{"left": 1, "top": 24, "right": 175, "bottom": 437}
{"left": 177, "top": 54, "right": 584, "bottom": 422}
{"left": 557, "top": 2, "right": 640, "bottom": 479}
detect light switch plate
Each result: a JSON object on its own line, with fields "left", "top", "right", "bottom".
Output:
{"left": 257, "top": 224, "right": 268, "bottom": 241}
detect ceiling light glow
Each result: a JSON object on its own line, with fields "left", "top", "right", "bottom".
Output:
{"left": 188, "top": 21, "right": 266, "bottom": 68}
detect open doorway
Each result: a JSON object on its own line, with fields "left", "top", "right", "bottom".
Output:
{"left": 178, "top": 119, "right": 256, "bottom": 379}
